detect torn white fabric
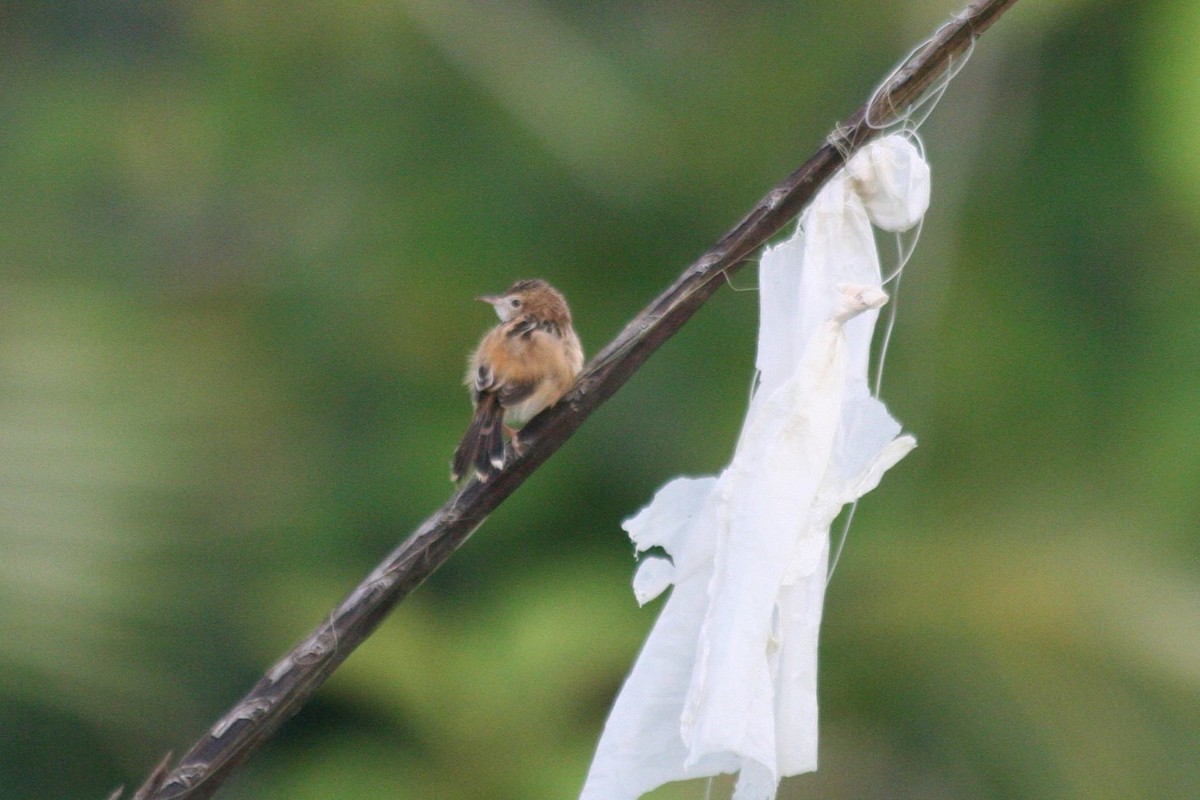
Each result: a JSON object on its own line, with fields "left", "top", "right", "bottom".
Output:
{"left": 580, "top": 135, "right": 928, "bottom": 800}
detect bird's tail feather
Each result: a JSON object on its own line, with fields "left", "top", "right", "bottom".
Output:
{"left": 451, "top": 394, "right": 505, "bottom": 482}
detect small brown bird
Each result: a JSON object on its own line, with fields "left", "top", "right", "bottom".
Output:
{"left": 451, "top": 279, "right": 584, "bottom": 482}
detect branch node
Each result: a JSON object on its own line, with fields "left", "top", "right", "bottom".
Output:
{"left": 212, "top": 697, "right": 274, "bottom": 738}
{"left": 695, "top": 251, "right": 724, "bottom": 273}
{"left": 294, "top": 627, "right": 337, "bottom": 665}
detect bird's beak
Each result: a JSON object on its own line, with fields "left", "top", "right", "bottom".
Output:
{"left": 478, "top": 293, "right": 511, "bottom": 321}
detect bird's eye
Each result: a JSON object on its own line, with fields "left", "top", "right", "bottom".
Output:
{"left": 510, "top": 298, "right": 522, "bottom": 308}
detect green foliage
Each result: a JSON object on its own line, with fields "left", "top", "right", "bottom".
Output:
{"left": 1, "top": 1, "right": 1198, "bottom": 798}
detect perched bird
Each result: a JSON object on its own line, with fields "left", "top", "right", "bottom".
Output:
{"left": 451, "top": 279, "right": 584, "bottom": 482}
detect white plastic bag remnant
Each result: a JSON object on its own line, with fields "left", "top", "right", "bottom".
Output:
{"left": 580, "top": 134, "right": 927, "bottom": 800}
{"left": 631, "top": 555, "right": 674, "bottom": 606}
{"left": 846, "top": 134, "right": 930, "bottom": 232}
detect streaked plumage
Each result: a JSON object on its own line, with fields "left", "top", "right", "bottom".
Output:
{"left": 451, "top": 279, "right": 583, "bottom": 482}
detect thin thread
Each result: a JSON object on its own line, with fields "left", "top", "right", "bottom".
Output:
{"left": 826, "top": 38, "right": 960, "bottom": 584}
{"left": 723, "top": 267, "right": 759, "bottom": 293}
{"left": 881, "top": 215, "right": 925, "bottom": 286}
{"left": 828, "top": 231, "right": 907, "bottom": 584}
{"left": 866, "top": 20, "right": 977, "bottom": 131}
{"left": 826, "top": 122, "right": 856, "bottom": 163}
{"left": 830, "top": 257, "right": 903, "bottom": 583}
{"left": 874, "top": 268, "right": 902, "bottom": 396}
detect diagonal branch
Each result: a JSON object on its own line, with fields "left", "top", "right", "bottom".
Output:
{"left": 118, "top": 1, "right": 1018, "bottom": 797}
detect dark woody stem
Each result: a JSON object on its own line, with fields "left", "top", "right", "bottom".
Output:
{"left": 118, "top": 1, "right": 1019, "bottom": 797}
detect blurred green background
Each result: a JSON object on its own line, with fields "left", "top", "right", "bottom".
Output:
{"left": 2, "top": 0, "right": 1199, "bottom": 798}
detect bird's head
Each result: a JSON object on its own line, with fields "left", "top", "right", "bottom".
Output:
{"left": 479, "top": 279, "right": 572, "bottom": 325}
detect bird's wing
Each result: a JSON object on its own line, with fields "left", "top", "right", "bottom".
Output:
{"left": 472, "top": 359, "right": 536, "bottom": 407}
{"left": 505, "top": 316, "right": 563, "bottom": 341}
{"left": 497, "top": 380, "right": 536, "bottom": 407}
